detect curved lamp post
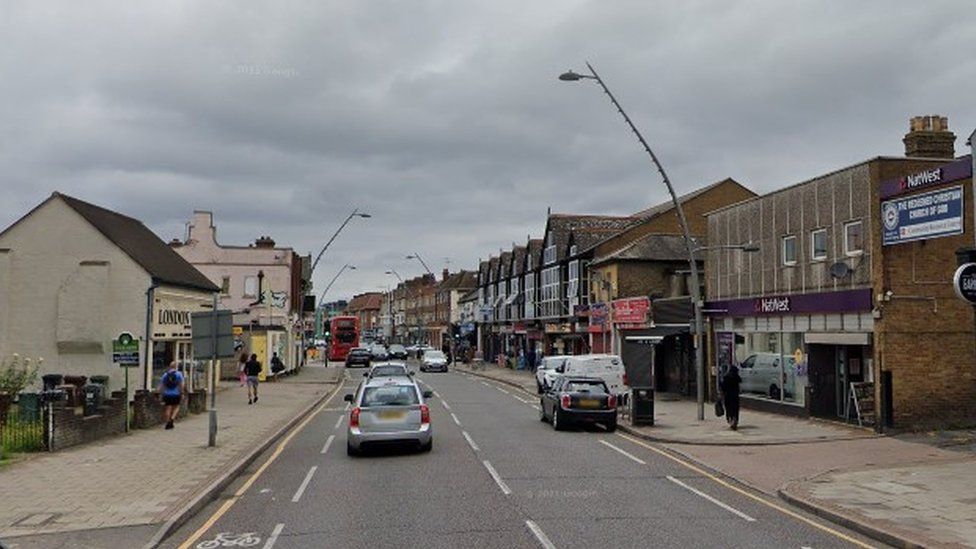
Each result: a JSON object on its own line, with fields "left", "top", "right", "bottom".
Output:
{"left": 309, "top": 209, "right": 370, "bottom": 283}
{"left": 318, "top": 264, "right": 356, "bottom": 309}
{"left": 406, "top": 253, "right": 438, "bottom": 347}
{"left": 560, "top": 61, "right": 708, "bottom": 420}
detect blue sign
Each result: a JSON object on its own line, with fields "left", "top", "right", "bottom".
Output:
{"left": 882, "top": 185, "right": 963, "bottom": 246}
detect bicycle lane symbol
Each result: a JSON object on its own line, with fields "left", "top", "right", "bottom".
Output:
{"left": 196, "top": 532, "right": 261, "bottom": 548}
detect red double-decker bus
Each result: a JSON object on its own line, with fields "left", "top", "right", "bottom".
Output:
{"left": 328, "top": 316, "right": 360, "bottom": 361}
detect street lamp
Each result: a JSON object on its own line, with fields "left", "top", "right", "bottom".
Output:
{"left": 406, "top": 253, "right": 439, "bottom": 348}
{"left": 318, "top": 264, "right": 356, "bottom": 309}
{"left": 560, "top": 61, "right": 709, "bottom": 420}
{"left": 309, "top": 209, "right": 370, "bottom": 283}
{"left": 385, "top": 269, "right": 404, "bottom": 282}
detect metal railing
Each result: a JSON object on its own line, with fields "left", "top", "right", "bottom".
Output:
{"left": 1, "top": 399, "right": 47, "bottom": 455}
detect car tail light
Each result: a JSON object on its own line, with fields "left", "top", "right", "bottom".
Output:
{"left": 420, "top": 404, "right": 430, "bottom": 424}
{"left": 560, "top": 394, "right": 571, "bottom": 409}
{"left": 607, "top": 394, "right": 617, "bottom": 409}
{"left": 350, "top": 407, "right": 360, "bottom": 427}
{"left": 622, "top": 373, "right": 629, "bottom": 386}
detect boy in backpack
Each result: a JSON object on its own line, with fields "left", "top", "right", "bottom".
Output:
{"left": 245, "top": 354, "right": 262, "bottom": 404}
{"left": 158, "top": 361, "right": 185, "bottom": 430}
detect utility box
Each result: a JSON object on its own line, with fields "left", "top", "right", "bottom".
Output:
{"left": 631, "top": 387, "right": 654, "bottom": 426}
{"left": 83, "top": 384, "right": 102, "bottom": 416}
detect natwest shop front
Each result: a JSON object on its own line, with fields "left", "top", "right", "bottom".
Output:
{"left": 707, "top": 288, "right": 874, "bottom": 419}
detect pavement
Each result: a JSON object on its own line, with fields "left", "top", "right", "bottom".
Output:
{"left": 457, "top": 360, "right": 976, "bottom": 549}
{"left": 160, "top": 362, "right": 877, "bottom": 549}
{"left": 0, "top": 362, "right": 341, "bottom": 549}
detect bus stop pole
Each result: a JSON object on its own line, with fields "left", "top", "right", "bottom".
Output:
{"left": 208, "top": 293, "right": 218, "bottom": 447}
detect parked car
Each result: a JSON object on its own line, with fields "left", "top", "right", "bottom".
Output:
{"left": 738, "top": 352, "right": 796, "bottom": 399}
{"left": 344, "top": 376, "right": 433, "bottom": 455}
{"left": 420, "top": 350, "right": 449, "bottom": 373}
{"left": 556, "top": 354, "right": 628, "bottom": 397}
{"left": 535, "top": 355, "right": 567, "bottom": 393}
{"left": 369, "top": 343, "right": 389, "bottom": 362}
{"left": 388, "top": 344, "right": 409, "bottom": 360}
{"left": 539, "top": 376, "right": 617, "bottom": 431}
{"left": 364, "top": 362, "right": 412, "bottom": 379}
{"left": 345, "top": 347, "right": 372, "bottom": 368}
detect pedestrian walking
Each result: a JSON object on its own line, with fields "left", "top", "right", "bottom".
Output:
{"left": 270, "top": 352, "right": 285, "bottom": 375}
{"left": 245, "top": 353, "right": 262, "bottom": 404}
{"left": 238, "top": 351, "right": 248, "bottom": 387}
{"left": 158, "top": 361, "right": 185, "bottom": 430}
{"left": 720, "top": 364, "right": 742, "bottom": 430}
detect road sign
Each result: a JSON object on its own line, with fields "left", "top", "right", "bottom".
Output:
{"left": 191, "top": 310, "right": 237, "bottom": 359}
{"left": 112, "top": 332, "right": 140, "bottom": 366}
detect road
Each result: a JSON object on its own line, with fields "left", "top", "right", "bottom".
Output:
{"left": 164, "top": 362, "right": 882, "bottom": 549}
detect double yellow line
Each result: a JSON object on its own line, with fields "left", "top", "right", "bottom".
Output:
{"left": 177, "top": 383, "right": 345, "bottom": 549}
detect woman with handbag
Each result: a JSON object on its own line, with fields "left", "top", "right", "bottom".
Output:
{"left": 720, "top": 365, "right": 742, "bottom": 431}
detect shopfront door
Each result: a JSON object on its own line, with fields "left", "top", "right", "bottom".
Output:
{"left": 807, "top": 344, "right": 837, "bottom": 418}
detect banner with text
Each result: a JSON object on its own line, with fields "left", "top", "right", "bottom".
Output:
{"left": 882, "top": 185, "right": 963, "bottom": 246}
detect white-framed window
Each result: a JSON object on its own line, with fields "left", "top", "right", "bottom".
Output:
{"left": 844, "top": 220, "right": 863, "bottom": 256}
{"left": 220, "top": 276, "right": 231, "bottom": 295}
{"left": 569, "top": 244, "right": 578, "bottom": 257}
{"left": 581, "top": 260, "right": 590, "bottom": 306}
{"left": 524, "top": 272, "right": 535, "bottom": 319}
{"left": 544, "top": 234, "right": 557, "bottom": 265}
{"left": 811, "top": 229, "right": 828, "bottom": 261}
{"left": 782, "top": 235, "right": 797, "bottom": 266}
{"left": 243, "top": 276, "right": 258, "bottom": 297}
{"left": 566, "top": 260, "right": 579, "bottom": 299}
{"left": 527, "top": 255, "right": 533, "bottom": 271}
{"left": 542, "top": 265, "right": 560, "bottom": 317}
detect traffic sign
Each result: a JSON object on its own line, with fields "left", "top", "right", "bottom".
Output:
{"left": 112, "top": 332, "right": 140, "bottom": 367}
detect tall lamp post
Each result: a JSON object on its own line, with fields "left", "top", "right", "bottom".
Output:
{"left": 385, "top": 270, "right": 404, "bottom": 342}
{"left": 406, "top": 254, "right": 439, "bottom": 348}
{"left": 318, "top": 264, "right": 356, "bottom": 309}
{"left": 559, "top": 61, "right": 708, "bottom": 419}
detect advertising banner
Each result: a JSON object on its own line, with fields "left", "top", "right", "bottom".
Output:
{"left": 611, "top": 297, "right": 650, "bottom": 324}
{"left": 882, "top": 185, "right": 963, "bottom": 246}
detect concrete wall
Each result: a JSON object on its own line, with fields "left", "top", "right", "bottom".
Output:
{"left": 0, "top": 198, "right": 152, "bottom": 396}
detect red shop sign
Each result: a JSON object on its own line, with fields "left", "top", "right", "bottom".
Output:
{"left": 611, "top": 297, "right": 650, "bottom": 324}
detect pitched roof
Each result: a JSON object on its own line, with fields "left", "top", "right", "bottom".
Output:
{"left": 440, "top": 270, "right": 478, "bottom": 291}
{"left": 593, "top": 233, "right": 702, "bottom": 265}
{"left": 487, "top": 256, "right": 499, "bottom": 281}
{"left": 526, "top": 238, "right": 543, "bottom": 269}
{"left": 459, "top": 288, "right": 479, "bottom": 303}
{"left": 511, "top": 246, "right": 527, "bottom": 276}
{"left": 546, "top": 214, "right": 638, "bottom": 262}
{"left": 52, "top": 193, "right": 219, "bottom": 292}
{"left": 346, "top": 292, "right": 383, "bottom": 311}
{"left": 631, "top": 179, "right": 732, "bottom": 219}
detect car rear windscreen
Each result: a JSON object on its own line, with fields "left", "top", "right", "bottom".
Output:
{"left": 371, "top": 366, "right": 406, "bottom": 377}
{"left": 362, "top": 385, "right": 419, "bottom": 407}
{"left": 565, "top": 381, "right": 608, "bottom": 393}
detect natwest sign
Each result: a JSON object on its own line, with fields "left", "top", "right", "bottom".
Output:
{"left": 754, "top": 296, "right": 791, "bottom": 314}
{"left": 611, "top": 297, "right": 650, "bottom": 324}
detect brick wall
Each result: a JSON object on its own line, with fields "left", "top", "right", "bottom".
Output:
{"left": 131, "top": 389, "right": 207, "bottom": 430}
{"left": 872, "top": 160, "right": 976, "bottom": 429}
{"left": 49, "top": 390, "right": 127, "bottom": 451}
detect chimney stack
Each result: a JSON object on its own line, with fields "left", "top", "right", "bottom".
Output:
{"left": 903, "top": 115, "right": 956, "bottom": 159}
{"left": 254, "top": 236, "right": 276, "bottom": 248}
{"left": 442, "top": 268, "right": 450, "bottom": 282}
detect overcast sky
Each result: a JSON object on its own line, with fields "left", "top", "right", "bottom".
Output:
{"left": 2, "top": 1, "right": 974, "bottom": 300}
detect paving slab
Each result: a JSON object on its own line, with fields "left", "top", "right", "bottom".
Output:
{"left": 0, "top": 364, "right": 340, "bottom": 543}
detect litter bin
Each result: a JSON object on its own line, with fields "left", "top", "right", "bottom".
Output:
{"left": 83, "top": 384, "right": 103, "bottom": 416}
{"left": 17, "top": 392, "right": 41, "bottom": 421}
{"left": 630, "top": 387, "right": 654, "bottom": 426}
{"left": 90, "top": 375, "right": 110, "bottom": 397}
{"left": 42, "top": 374, "right": 64, "bottom": 391}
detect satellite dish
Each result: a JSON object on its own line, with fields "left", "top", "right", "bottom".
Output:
{"left": 829, "top": 262, "right": 853, "bottom": 279}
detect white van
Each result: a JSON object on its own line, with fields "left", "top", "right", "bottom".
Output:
{"left": 557, "top": 354, "right": 628, "bottom": 397}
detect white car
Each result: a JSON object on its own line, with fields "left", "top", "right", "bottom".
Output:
{"left": 535, "top": 356, "right": 568, "bottom": 393}
{"left": 738, "top": 352, "right": 796, "bottom": 399}
{"left": 420, "top": 350, "right": 449, "bottom": 373}
{"left": 557, "top": 354, "right": 628, "bottom": 398}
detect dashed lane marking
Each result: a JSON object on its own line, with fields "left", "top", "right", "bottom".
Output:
{"left": 262, "top": 523, "right": 284, "bottom": 549}
{"left": 451, "top": 413, "right": 461, "bottom": 426}
{"left": 667, "top": 475, "right": 756, "bottom": 522}
{"left": 441, "top": 400, "right": 451, "bottom": 410}
{"left": 525, "top": 520, "right": 556, "bottom": 549}
{"left": 598, "top": 439, "right": 646, "bottom": 465}
{"left": 291, "top": 466, "right": 318, "bottom": 503}
{"left": 462, "top": 431, "right": 480, "bottom": 452}
{"left": 483, "top": 460, "right": 512, "bottom": 495}
{"left": 333, "top": 415, "right": 344, "bottom": 430}
{"left": 320, "top": 434, "right": 335, "bottom": 455}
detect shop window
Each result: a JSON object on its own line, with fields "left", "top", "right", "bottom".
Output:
{"left": 782, "top": 235, "right": 797, "bottom": 266}
{"left": 811, "top": 229, "right": 827, "bottom": 261}
{"left": 844, "top": 221, "right": 863, "bottom": 256}
{"left": 732, "top": 331, "right": 806, "bottom": 406}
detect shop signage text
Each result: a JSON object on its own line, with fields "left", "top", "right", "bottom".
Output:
{"left": 611, "top": 297, "right": 650, "bottom": 324}
{"left": 157, "top": 309, "right": 191, "bottom": 326}
{"left": 755, "top": 296, "right": 791, "bottom": 314}
{"left": 880, "top": 157, "right": 972, "bottom": 199}
{"left": 544, "top": 323, "right": 573, "bottom": 334}
{"left": 882, "top": 185, "right": 963, "bottom": 246}
{"left": 953, "top": 263, "right": 976, "bottom": 305}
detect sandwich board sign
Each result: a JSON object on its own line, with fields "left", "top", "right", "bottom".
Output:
{"left": 112, "top": 332, "right": 140, "bottom": 367}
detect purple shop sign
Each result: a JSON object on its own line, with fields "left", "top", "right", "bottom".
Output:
{"left": 706, "top": 288, "right": 872, "bottom": 318}
{"left": 880, "top": 156, "right": 972, "bottom": 199}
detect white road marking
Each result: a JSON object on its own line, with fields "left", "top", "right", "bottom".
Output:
{"left": 262, "top": 523, "right": 285, "bottom": 549}
{"left": 480, "top": 381, "right": 491, "bottom": 387}
{"left": 333, "top": 415, "right": 344, "bottom": 430}
{"left": 511, "top": 394, "right": 528, "bottom": 403}
{"left": 343, "top": 402, "right": 350, "bottom": 411}
{"left": 291, "top": 466, "right": 318, "bottom": 503}
{"left": 450, "top": 412, "right": 461, "bottom": 426}
{"left": 441, "top": 400, "right": 451, "bottom": 410}
{"left": 530, "top": 404, "right": 541, "bottom": 411}
{"left": 666, "top": 475, "right": 756, "bottom": 522}
{"left": 599, "top": 440, "right": 647, "bottom": 465}
{"left": 496, "top": 387, "right": 510, "bottom": 395}
{"left": 462, "top": 431, "right": 480, "bottom": 452}
{"left": 433, "top": 391, "right": 441, "bottom": 398}
{"left": 320, "top": 434, "right": 335, "bottom": 455}
{"left": 525, "top": 520, "right": 556, "bottom": 549}
{"left": 483, "top": 460, "right": 512, "bottom": 495}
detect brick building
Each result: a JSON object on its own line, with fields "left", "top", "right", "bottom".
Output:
{"left": 706, "top": 116, "right": 975, "bottom": 429}
{"left": 345, "top": 292, "right": 383, "bottom": 339}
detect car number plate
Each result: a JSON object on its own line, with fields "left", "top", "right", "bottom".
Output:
{"left": 577, "top": 399, "right": 600, "bottom": 409}
{"left": 378, "top": 410, "right": 406, "bottom": 420}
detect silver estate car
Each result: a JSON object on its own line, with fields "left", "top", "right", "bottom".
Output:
{"left": 344, "top": 376, "right": 433, "bottom": 455}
